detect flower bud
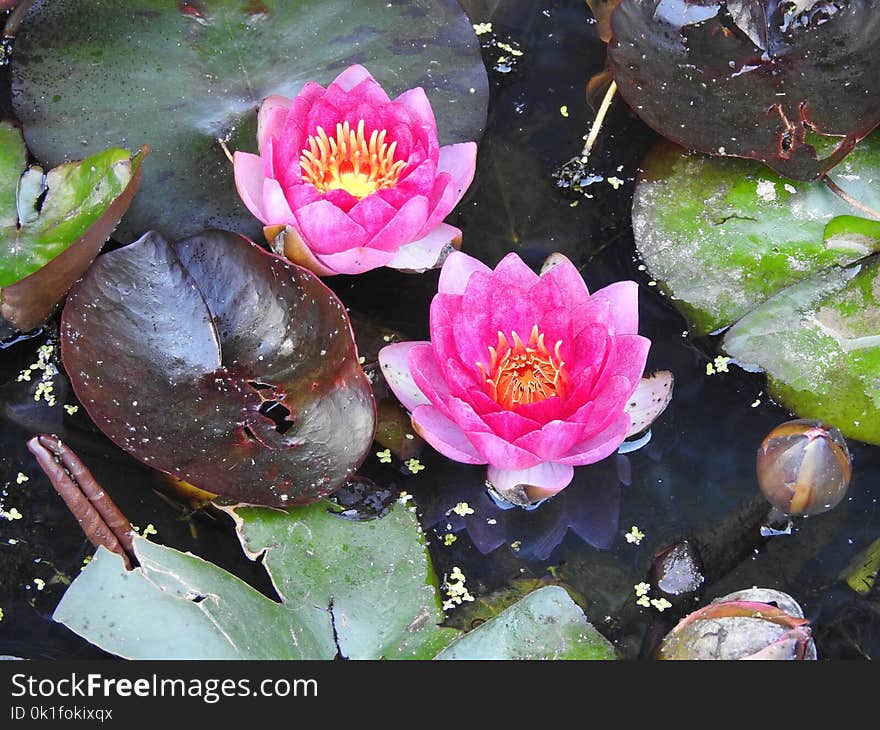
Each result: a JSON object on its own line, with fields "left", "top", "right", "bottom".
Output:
{"left": 756, "top": 419, "right": 852, "bottom": 516}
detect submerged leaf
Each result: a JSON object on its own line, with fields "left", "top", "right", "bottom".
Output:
{"left": 12, "top": 0, "right": 489, "bottom": 242}
{"left": 0, "top": 121, "right": 142, "bottom": 333}
{"left": 61, "top": 230, "right": 376, "bottom": 506}
{"left": 608, "top": 0, "right": 880, "bottom": 180}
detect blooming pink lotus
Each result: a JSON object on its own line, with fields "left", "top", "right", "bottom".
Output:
{"left": 233, "top": 65, "right": 477, "bottom": 276}
{"left": 379, "top": 251, "right": 652, "bottom": 500}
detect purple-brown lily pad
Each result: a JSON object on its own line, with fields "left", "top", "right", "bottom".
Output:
{"left": 60, "top": 230, "right": 376, "bottom": 507}
{"left": 607, "top": 0, "right": 880, "bottom": 180}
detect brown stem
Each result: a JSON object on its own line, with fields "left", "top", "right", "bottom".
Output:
{"left": 822, "top": 175, "right": 880, "bottom": 221}
{"left": 26, "top": 433, "right": 137, "bottom": 569}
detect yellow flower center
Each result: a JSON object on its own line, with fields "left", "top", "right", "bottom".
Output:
{"left": 300, "top": 119, "right": 406, "bottom": 199}
{"left": 479, "top": 325, "right": 567, "bottom": 409}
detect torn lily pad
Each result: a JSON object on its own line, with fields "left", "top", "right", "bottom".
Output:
{"left": 53, "top": 501, "right": 615, "bottom": 660}
{"left": 61, "top": 230, "right": 375, "bottom": 506}
{"left": 0, "top": 121, "right": 143, "bottom": 334}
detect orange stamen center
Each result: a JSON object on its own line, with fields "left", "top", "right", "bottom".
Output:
{"left": 300, "top": 119, "right": 406, "bottom": 199}
{"left": 478, "top": 325, "right": 567, "bottom": 409}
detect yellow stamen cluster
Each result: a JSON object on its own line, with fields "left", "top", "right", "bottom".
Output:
{"left": 300, "top": 119, "right": 405, "bottom": 199}
{"left": 479, "top": 324, "right": 567, "bottom": 409}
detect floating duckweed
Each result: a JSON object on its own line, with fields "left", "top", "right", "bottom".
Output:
{"left": 142, "top": 524, "right": 158, "bottom": 537}
{"left": 33, "top": 578, "right": 45, "bottom": 591}
{"left": 63, "top": 404, "right": 79, "bottom": 415}
{"left": 405, "top": 458, "right": 424, "bottom": 474}
{"left": 451, "top": 502, "right": 474, "bottom": 516}
{"left": 510, "top": 540, "right": 522, "bottom": 551}
{"left": 397, "top": 491, "right": 413, "bottom": 505}
{"left": 443, "top": 533, "right": 457, "bottom": 546}
{"left": 634, "top": 582, "right": 651, "bottom": 597}
{"left": 442, "top": 566, "right": 475, "bottom": 610}
{"left": 472, "top": 22, "right": 492, "bottom": 35}
{"left": 559, "top": 105, "right": 569, "bottom": 118}
{"left": 16, "top": 472, "right": 29, "bottom": 484}
{"left": 651, "top": 597, "right": 673, "bottom": 612}
{"left": 376, "top": 448, "right": 392, "bottom": 463}
{"left": 636, "top": 595, "right": 651, "bottom": 608}
{"left": 625, "top": 526, "right": 645, "bottom": 545}
{"left": 1, "top": 508, "right": 22, "bottom": 521}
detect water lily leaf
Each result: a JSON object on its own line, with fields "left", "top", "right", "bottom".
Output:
{"left": 633, "top": 136, "right": 880, "bottom": 336}
{"left": 53, "top": 537, "right": 336, "bottom": 660}
{"left": 724, "top": 255, "right": 880, "bottom": 445}
{"left": 60, "top": 230, "right": 376, "bottom": 506}
{"left": 435, "top": 585, "right": 616, "bottom": 659}
{"left": 229, "top": 502, "right": 457, "bottom": 659}
{"left": 54, "top": 502, "right": 613, "bottom": 659}
{"left": 607, "top": 0, "right": 880, "bottom": 180}
{"left": 12, "top": 0, "right": 489, "bottom": 243}
{"left": 0, "top": 121, "right": 142, "bottom": 334}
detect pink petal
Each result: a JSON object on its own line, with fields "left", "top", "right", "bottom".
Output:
{"left": 513, "top": 419, "right": 591, "bottom": 461}
{"left": 262, "top": 178, "right": 298, "bottom": 226}
{"left": 363, "top": 195, "right": 429, "bottom": 252}
{"left": 258, "top": 95, "right": 293, "bottom": 152}
{"left": 592, "top": 281, "right": 640, "bottom": 335}
{"left": 347, "top": 195, "right": 398, "bottom": 238}
{"left": 379, "top": 158, "right": 437, "bottom": 206}
{"left": 480, "top": 410, "right": 541, "bottom": 443}
{"left": 312, "top": 246, "right": 396, "bottom": 275}
{"left": 330, "top": 64, "right": 375, "bottom": 92}
{"left": 386, "top": 223, "right": 461, "bottom": 272}
{"left": 414, "top": 142, "right": 477, "bottom": 238}
{"left": 540, "top": 253, "right": 590, "bottom": 301}
{"left": 282, "top": 182, "right": 322, "bottom": 212}
{"left": 233, "top": 151, "right": 267, "bottom": 222}
{"left": 411, "top": 405, "right": 486, "bottom": 465}
{"left": 438, "top": 355, "right": 483, "bottom": 402}
{"left": 488, "top": 462, "right": 574, "bottom": 497}
{"left": 438, "top": 250, "right": 491, "bottom": 295}
{"left": 569, "top": 374, "right": 633, "bottom": 435}
{"left": 557, "top": 412, "right": 631, "bottom": 466}
{"left": 608, "top": 334, "right": 651, "bottom": 392}
{"left": 437, "top": 142, "right": 477, "bottom": 206}
{"left": 393, "top": 87, "right": 439, "bottom": 159}
{"left": 465, "top": 430, "right": 542, "bottom": 470}
{"left": 294, "top": 199, "right": 368, "bottom": 254}
{"left": 408, "top": 344, "right": 453, "bottom": 412}
{"left": 378, "top": 342, "right": 431, "bottom": 412}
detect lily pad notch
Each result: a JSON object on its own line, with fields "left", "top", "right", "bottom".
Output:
{"left": 60, "top": 230, "right": 376, "bottom": 506}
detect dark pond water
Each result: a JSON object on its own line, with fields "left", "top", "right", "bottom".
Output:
{"left": 1, "top": 0, "right": 878, "bottom": 660}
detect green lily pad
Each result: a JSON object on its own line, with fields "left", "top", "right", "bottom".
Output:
{"left": 435, "top": 585, "right": 616, "bottom": 660}
{"left": 634, "top": 134, "right": 880, "bottom": 443}
{"left": 725, "top": 256, "right": 880, "bottom": 446}
{"left": 12, "top": 0, "right": 489, "bottom": 243}
{"left": 54, "top": 501, "right": 615, "bottom": 659}
{"left": 633, "top": 136, "right": 880, "bottom": 336}
{"left": 0, "top": 120, "right": 142, "bottom": 333}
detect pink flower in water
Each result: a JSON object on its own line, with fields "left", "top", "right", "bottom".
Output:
{"left": 379, "top": 251, "right": 651, "bottom": 500}
{"left": 233, "top": 65, "right": 477, "bottom": 276}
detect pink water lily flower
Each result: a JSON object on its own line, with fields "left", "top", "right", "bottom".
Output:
{"left": 379, "top": 251, "right": 651, "bottom": 499}
{"left": 233, "top": 65, "right": 477, "bottom": 276}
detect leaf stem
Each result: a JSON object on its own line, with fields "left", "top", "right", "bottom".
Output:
{"left": 218, "top": 138, "right": 234, "bottom": 164}
{"left": 27, "top": 433, "right": 137, "bottom": 569}
{"left": 580, "top": 80, "right": 617, "bottom": 161}
{"left": 822, "top": 175, "right": 880, "bottom": 221}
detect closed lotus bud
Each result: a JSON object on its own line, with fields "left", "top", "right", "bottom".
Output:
{"left": 658, "top": 588, "right": 817, "bottom": 660}
{"left": 756, "top": 419, "right": 852, "bottom": 517}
